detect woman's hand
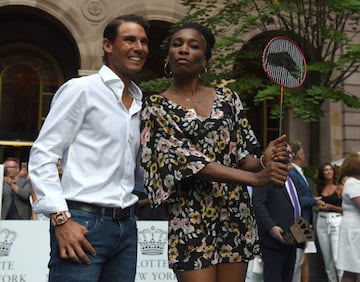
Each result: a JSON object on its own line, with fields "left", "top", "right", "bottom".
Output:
{"left": 263, "top": 134, "right": 289, "bottom": 165}
{"left": 253, "top": 161, "right": 289, "bottom": 187}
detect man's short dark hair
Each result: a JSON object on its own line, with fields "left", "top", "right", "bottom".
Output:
{"left": 290, "top": 141, "right": 302, "bottom": 160}
{"left": 103, "top": 14, "right": 149, "bottom": 43}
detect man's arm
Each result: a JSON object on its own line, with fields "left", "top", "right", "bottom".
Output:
{"left": 253, "top": 186, "right": 285, "bottom": 242}
{"left": 252, "top": 186, "right": 276, "bottom": 233}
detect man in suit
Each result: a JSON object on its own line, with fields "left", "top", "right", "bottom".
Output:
{"left": 1, "top": 157, "right": 32, "bottom": 219}
{"left": 253, "top": 144, "right": 302, "bottom": 282}
{"left": 288, "top": 141, "right": 323, "bottom": 282}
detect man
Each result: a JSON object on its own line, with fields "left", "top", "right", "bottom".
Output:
{"left": 29, "top": 14, "right": 149, "bottom": 282}
{"left": 1, "top": 157, "right": 32, "bottom": 219}
{"left": 289, "top": 141, "right": 323, "bottom": 282}
{"left": 253, "top": 145, "right": 302, "bottom": 282}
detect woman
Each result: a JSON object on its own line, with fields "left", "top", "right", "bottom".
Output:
{"left": 337, "top": 154, "right": 360, "bottom": 282}
{"left": 315, "top": 162, "right": 343, "bottom": 282}
{"left": 140, "top": 23, "right": 289, "bottom": 282}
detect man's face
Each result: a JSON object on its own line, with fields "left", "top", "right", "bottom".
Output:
{"left": 297, "top": 148, "right": 305, "bottom": 166}
{"left": 4, "top": 160, "right": 19, "bottom": 178}
{"left": 104, "top": 21, "right": 148, "bottom": 79}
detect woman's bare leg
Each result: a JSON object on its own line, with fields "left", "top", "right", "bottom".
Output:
{"left": 217, "top": 262, "right": 248, "bottom": 282}
{"left": 176, "top": 265, "right": 216, "bottom": 282}
{"left": 301, "top": 254, "right": 309, "bottom": 282}
{"left": 176, "top": 262, "right": 248, "bottom": 282}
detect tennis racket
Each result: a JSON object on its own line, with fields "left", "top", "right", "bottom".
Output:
{"left": 262, "top": 36, "right": 307, "bottom": 136}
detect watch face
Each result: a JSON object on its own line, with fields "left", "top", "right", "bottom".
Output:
{"left": 56, "top": 213, "right": 67, "bottom": 223}
{"left": 53, "top": 212, "right": 70, "bottom": 225}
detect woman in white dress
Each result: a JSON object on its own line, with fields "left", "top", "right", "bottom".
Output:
{"left": 337, "top": 153, "right": 360, "bottom": 282}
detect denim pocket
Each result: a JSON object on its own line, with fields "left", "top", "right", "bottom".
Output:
{"left": 69, "top": 209, "right": 98, "bottom": 232}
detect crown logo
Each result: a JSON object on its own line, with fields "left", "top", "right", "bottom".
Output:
{"left": 0, "top": 228, "right": 17, "bottom": 257}
{"left": 138, "top": 226, "right": 167, "bottom": 255}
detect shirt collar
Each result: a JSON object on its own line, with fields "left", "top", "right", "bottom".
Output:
{"left": 98, "top": 65, "right": 143, "bottom": 102}
{"left": 291, "top": 162, "right": 303, "bottom": 174}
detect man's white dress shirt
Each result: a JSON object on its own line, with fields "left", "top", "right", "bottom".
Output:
{"left": 29, "top": 65, "right": 141, "bottom": 214}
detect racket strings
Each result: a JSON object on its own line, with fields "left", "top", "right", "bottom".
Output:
{"left": 264, "top": 38, "right": 306, "bottom": 88}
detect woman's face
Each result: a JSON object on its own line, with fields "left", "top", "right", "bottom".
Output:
{"left": 323, "top": 165, "right": 334, "bottom": 180}
{"left": 168, "top": 28, "right": 207, "bottom": 76}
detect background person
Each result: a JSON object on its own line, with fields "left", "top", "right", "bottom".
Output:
{"left": 315, "top": 162, "right": 343, "bottom": 282}
{"left": 140, "top": 22, "right": 289, "bottom": 282}
{"left": 1, "top": 157, "right": 32, "bottom": 220}
{"left": 337, "top": 153, "right": 360, "bottom": 282}
{"left": 289, "top": 141, "right": 323, "bottom": 282}
{"left": 253, "top": 144, "right": 302, "bottom": 282}
{"left": 29, "top": 14, "right": 149, "bottom": 282}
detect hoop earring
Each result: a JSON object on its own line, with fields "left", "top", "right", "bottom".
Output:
{"left": 198, "top": 66, "right": 208, "bottom": 79}
{"left": 164, "top": 60, "right": 172, "bottom": 77}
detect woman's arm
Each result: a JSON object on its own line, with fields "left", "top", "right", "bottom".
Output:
{"left": 198, "top": 158, "right": 288, "bottom": 187}
{"left": 319, "top": 203, "right": 343, "bottom": 214}
{"left": 239, "top": 134, "right": 289, "bottom": 172}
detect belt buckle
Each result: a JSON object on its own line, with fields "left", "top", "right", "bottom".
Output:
{"left": 112, "top": 208, "right": 120, "bottom": 219}
{"left": 112, "top": 207, "right": 129, "bottom": 220}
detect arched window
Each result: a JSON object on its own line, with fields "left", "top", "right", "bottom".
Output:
{"left": 0, "top": 44, "right": 63, "bottom": 139}
{"left": 0, "top": 44, "right": 63, "bottom": 161}
{"left": 1, "top": 63, "right": 40, "bottom": 140}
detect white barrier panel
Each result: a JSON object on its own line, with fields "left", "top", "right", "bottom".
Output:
{"left": 136, "top": 221, "right": 176, "bottom": 282}
{"left": 0, "top": 220, "right": 176, "bottom": 282}
{"left": 0, "top": 220, "right": 49, "bottom": 282}
{"left": 0, "top": 164, "right": 3, "bottom": 219}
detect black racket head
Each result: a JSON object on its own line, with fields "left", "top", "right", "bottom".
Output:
{"left": 262, "top": 36, "right": 307, "bottom": 88}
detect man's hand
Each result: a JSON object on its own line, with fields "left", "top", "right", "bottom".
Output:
{"left": 55, "top": 220, "right": 96, "bottom": 264}
{"left": 270, "top": 226, "right": 284, "bottom": 242}
{"left": 3, "top": 176, "right": 13, "bottom": 185}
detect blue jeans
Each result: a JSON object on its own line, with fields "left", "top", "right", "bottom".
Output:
{"left": 48, "top": 208, "right": 137, "bottom": 282}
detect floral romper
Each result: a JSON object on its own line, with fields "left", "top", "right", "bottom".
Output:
{"left": 140, "top": 87, "right": 260, "bottom": 271}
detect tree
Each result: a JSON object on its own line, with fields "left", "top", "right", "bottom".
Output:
{"left": 140, "top": 0, "right": 360, "bottom": 165}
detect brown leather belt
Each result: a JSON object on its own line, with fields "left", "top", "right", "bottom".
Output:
{"left": 67, "top": 200, "right": 132, "bottom": 220}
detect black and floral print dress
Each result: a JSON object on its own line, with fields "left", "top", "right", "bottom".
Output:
{"left": 140, "top": 87, "right": 260, "bottom": 271}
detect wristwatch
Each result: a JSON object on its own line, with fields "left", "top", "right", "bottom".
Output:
{"left": 51, "top": 211, "right": 71, "bottom": 226}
